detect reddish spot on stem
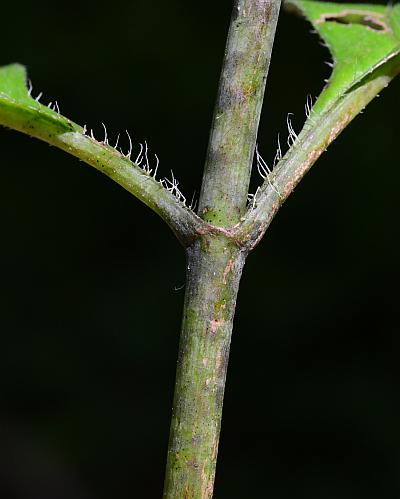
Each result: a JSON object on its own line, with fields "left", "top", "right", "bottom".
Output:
{"left": 222, "top": 258, "right": 235, "bottom": 283}
{"left": 210, "top": 319, "right": 224, "bottom": 335}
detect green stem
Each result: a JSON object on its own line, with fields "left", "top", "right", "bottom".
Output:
{"left": 163, "top": 236, "right": 246, "bottom": 498}
{"left": 163, "top": 1, "right": 281, "bottom": 497}
{"left": 198, "top": 0, "right": 281, "bottom": 227}
{"left": 0, "top": 89, "right": 204, "bottom": 245}
{"left": 55, "top": 132, "right": 204, "bottom": 246}
{"left": 1, "top": 5, "right": 397, "bottom": 498}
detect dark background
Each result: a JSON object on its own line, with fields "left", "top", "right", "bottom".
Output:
{"left": 1, "top": 1, "right": 399, "bottom": 498}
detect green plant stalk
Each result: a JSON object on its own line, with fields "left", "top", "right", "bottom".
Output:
{"left": 163, "top": 0, "right": 280, "bottom": 497}
{"left": 163, "top": 9, "right": 400, "bottom": 497}
{"left": 198, "top": 0, "right": 281, "bottom": 227}
{"left": 0, "top": 86, "right": 203, "bottom": 245}
{"left": 163, "top": 236, "right": 246, "bottom": 498}
{"left": 1, "top": 2, "right": 399, "bottom": 498}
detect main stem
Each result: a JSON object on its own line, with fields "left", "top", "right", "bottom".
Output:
{"left": 163, "top": 0, "right": 280, "bottom": 497}
{"left": 198, "top": 0, "right": 281, "bottom": 227}
{"left": 163, "top": 237, "right": 246, "bottom": 497}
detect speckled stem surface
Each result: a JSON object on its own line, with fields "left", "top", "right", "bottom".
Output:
{"left": 198, "top": 0, "right": 281, "bottom": 227}
{"left": 163, "top": 236, "right": 246, "bottom": 498}
{"left": 163, "top": 1, "right": 280, "bottom": 496}
{"left": 164, "top": 0, "right": 280, "bottom": 499}
{"left": 0, "top": 4, "right": 399, "bottom": 498}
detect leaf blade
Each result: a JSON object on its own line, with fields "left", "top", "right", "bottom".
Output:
{"left": 287, "top": 0, "right": 400, "bottom": 115}
{"left": 0, "top": 63, "right": 80, "bottom": 136}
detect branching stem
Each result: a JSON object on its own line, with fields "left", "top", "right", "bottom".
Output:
{"left": 0, "top": 94, "right": 204, "bottom": 245}
{"left": 163, "top": 1, "right": 281, "bottom": 497}
{"left": 0, "top": 3, "right": 399, "bottom": 498}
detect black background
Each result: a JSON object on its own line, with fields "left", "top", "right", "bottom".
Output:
{"left": 1, "top": 1, "right": 400, "bottom": 498}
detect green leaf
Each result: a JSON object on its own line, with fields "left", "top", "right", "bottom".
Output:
{"left": 0, "top": 64, "right": 33, "bottom": 103}
{"left": 0, "top": 63, "right": 80, "bottom": 136}
{"left": 286, "top": 1, "right": 400, "bottom": 115}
